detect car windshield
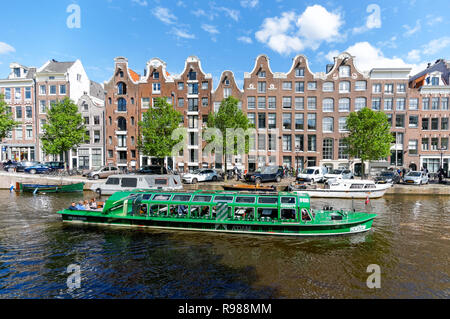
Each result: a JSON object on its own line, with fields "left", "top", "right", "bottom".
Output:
{"left": 330, "top": 169, "right": 343, "bottom": 174}
{"left": 302, "top": 169, "right": 315, "bottom": 174}
{"left": 407, "top": 172, "right": 421, "bottom": 177}
{"left": 261, "top": 166, "right": 278, "bottom": 174}
{"left": 191, "top": 170, "right": 202, "bottom": 174}
{"left": 380, "top": 172, "right": 394, "bottom": 177}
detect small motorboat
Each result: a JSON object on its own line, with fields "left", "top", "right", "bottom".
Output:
{"left": 18, "top": 182, "right": 85, "bottom": 194}
{"left": 222, "top": 184, "right": 276, "bottom": 192}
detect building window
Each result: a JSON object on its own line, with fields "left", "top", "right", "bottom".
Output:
{"left": 94, "top": 130, "right": 101, "bottom": 143}
{"left": 422, "top": 138, "right": 429, "bottom": 151}
{"left": 202, "top": 97, "right": 208, "bottom": 107}
{"left": 422, "top": 118, "right": 429, "bottom": 130}
{"left": 323, "top": 82, "right": 334, "bottom": 92}
{"left": 339, "top": 117, "right": 348, "bottom": 132}
{"left": 258, "top": 70, "right": 266, "bottom": 78}
{"left": 307, "top": 113, "right": 316, "bottom": 130}
{"left": 338, "top": 139, "right": 349, "bottom": 159}
{"left": 188, "top": 70, "right": 197, "bottom": 81}
{"left": 355, "top": 97, "right": 366, "bottom": 111}
{"left": 372, "top": 83, "right": 381, "bottom": 93}
{"left": 15, "top": 125, "right": 23, "bottom": 139}
{"left": 258, "top": 134, "right": 266, "bottom": 151}
{"left": 25, "top": 125, "right": 33, "bottom": 139}
{"left": 257, "top": 113, "right": 266, "bottom": 129}
{"left": 322, "top": 117, "right": 334, "bottom": 133}
{"left": 282, "top": 113, "right": 292, "bottom": 130}
{"left": 431, "top": 118, "right": 439, "bottom": 130}
{"left": 295, "top": 113, "right": 304, "bottom": 130}
{"left": 442, "top": 137, "right": 449, "bottom": 150}
{"left": 283, "top": 81, "right": 292, "bottom": 90}
{"left": 188, "top": 83, "right": 198, "bottom": 95}
{"left": 258, "top": 96, "right": 266, "bottom": 109}
{"left": 432, "top": 97, "right": 440, "bottom": 110}
{"left": 395, "top": 114, "right": 405, "bottom": 128}
{"left": 282, "top": 97, "right": 292, "bottom": 109}
{"left": 384, "top": 84, "right": 393, "bottom": 94}
{"left": 307, "top": 97, "right": 316, "bottom": 110}
{"left": 307, "top": 82, "right": 317, "bottom": 90}
{"left": 322, "top": 98, "right": 334, "bottom": 112}
{"left": 442, "top": 117, "right": 449, "bottom": 130}
{"left": 257, "top": 82, "right": 266, "bottom": 93}
{"left": 409, "top": 115, "right": 419, "bottom": 128}
{"left": 409, "top": 98, "right": 418, "bottom": 110}
{"left": 442, "top": 98, "right": 448, "bottom": 110}
{"left": 39, "top": 85, "right": 46, "bottom": 95}
{"left": 153, "top": 71, "right": 159, "bottom": 79}
{"left": 26, "top": 106, "right": 32, "bottom": 119}
{"left": 142, "top": 98, "right": 150, "bottom": 108}
{"left": 16, "top": 106, "right": 22, "bottom": 119}
{"left": 39, "top": 100, "right": 46, "bottom": 113}
{"left": 408, "top": 140, "right": 418, "bottom": 155}
{"left": 223, "top": 88, "right": 231, "bottom": 98}
{"left": 397, "top": 84, "right": 406, "bottom": 93}
{"left": 248, "top": 113, "right": 255, "bottom": 125}
{"left": 295, "top": 135, "right": 304, "bottom": 152}
{"left": 339, "top": 65, "right": 350, "bottom": 77}
{"left": 384, "top": 98, "right": 393, "bottom": 111}
{"left": 283, "top": 135, "right": 292, "bottom": 151}
{"left": 396, "top": 98, "right": 406, "bottom": 111}
{"left": 295, "top": 68, "right": 305, "bottom": 77}
{"left": 295, "top": 97, "right": 304, "bottom": 110}
{"left": 188, "top": 98, "right": 198, "bottom": 112}
{"left": 178, "top": 82, "right": 184, "bottom": 90}
{"left": 422, "top": 98, "right": 430, "bottom": 110}
{"left": 268, "top": 96, "right": 276, "bottom": 109}
{"left": 339, "top": 98, "right": 350, "bottom": 112}
{"left": 295, "top": 81, "right": 304, "bottom": 93}
{"left": 117, "top": 82, "right": 126, "bottom": 95}
{"left": 59, "top": 85, "right": 66, "bottom": 95}
{"left": 431, "top": 138, "right": 439, "bottom": 150}
{"left": 355, "top": 81, "right": 367, "bottom": 91}
{"left": 307, "top": 135, "right": 316, "bottom": 151}
{"left": 372, "top": 98, "right": 381, "bottom": 111}
{"left": 431, "top": 77, "right": 439, "bottom": 86}
{"left": 247, "top": 96, "right": 256, "bottom": 109}
{"left": 14, "top": 88, "right": 21, "bottom": 100}
{"left": 118, "top": 98, "right": 127, "bottom": 112}
{"left": 25, "top": 87, "right": 31, "bottom": 100}
{"left": 323, "top": 138, "right": 333, "bottom": 160}
{"left": 339, "top": 81, "right": 350, "bottom": 93}
{"left": 202, "top": 81, "right": 209, "bottom": 90}
{"left": 268, "top": 113, "right": 276, "bottom": 129}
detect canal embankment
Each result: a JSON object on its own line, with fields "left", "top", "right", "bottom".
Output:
{"left": 0, "top": 171, "right": 449, "bottom": 195}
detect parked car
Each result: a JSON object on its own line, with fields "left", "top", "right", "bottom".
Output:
{"left": 3, "top": 161, "right": 19, "bottom": 172}
{"left": 136, "top": 165, "right": 168, "bottom": 175}
{"left": 403, "top": 171, "right": 429, "bottom": 185}
{"left": 16, "top": 161, "right": 40, "bottom": 172}
{"left": 375, "top": 171, "right": 401, "bottom": 184}
{"left": 324, "top": 169, "right": 354, "bottom": 184}
{"left": 244, "top": 166, "right": 284, "bottom": 184}
{"left": 87, "top": 166, "right": 120, "bottom": 180}
{"left": 182, "top": 169, "right": 220, "bottom": 184}
{"left": 297, "top": 166, "right": 328, "bottom": 183}
{"left": 24, "top": 164, "right": 51, "bottom": 174}
{"left": 45, "top": 161, "right": 65, "bottom": 171}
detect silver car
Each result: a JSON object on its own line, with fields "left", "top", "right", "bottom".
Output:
{"left": 182, "top": 169, "right": 219, "bottom": 184}
{"left": 87, "top": 166, "right": 120, "bottom": 180}
{"left": 403, "top": 171, "right": 429, "bottom": 185}
{"left": 324, "top": 169, "right": 354, "bottom": 184}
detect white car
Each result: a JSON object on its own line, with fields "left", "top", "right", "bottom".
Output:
{"left": 402, "top": 171, "right": 429, "bottom": 185}
{"left": 324, "top": 169, "right": 354, "bottom": 184}
{"left": 296, "top": 166, "right": 328, "bottom": 183}
{"left": 182, "top": 169, "right": 219, "bottom": 184}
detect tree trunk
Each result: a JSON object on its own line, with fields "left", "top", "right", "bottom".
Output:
{"left": 223, "top": 153, "right": 227, "bottom": 181}
{"left": 361, "top": 160, "right": 365, "bottom": 179}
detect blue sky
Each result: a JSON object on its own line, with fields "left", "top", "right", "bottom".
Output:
{"left": 1, "top": 0, "right": 449, "bottom": 87}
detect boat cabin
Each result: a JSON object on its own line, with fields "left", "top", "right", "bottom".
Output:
{"left": 103, "top": 190, "right": 314, "bottom": 223}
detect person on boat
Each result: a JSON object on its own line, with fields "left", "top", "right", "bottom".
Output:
{"left": 89, "top": 198, "right": 98, "bottom": 210}
{"left": 75, "top": 201, "right": 86, "bottom": 210}
{"left": 83, "top": 200, "right": 90, "bottom": 210}
{"left": 139, "top": 204, "right": 147, "bottom": 215}
{"left": 178, "top": 205, "right": 187, "bottom": 216}
{"left": 68, "top": 202, "right": 77, "bottom": 210}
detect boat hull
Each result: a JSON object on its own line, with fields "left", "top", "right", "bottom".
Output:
{"left": 293, "top": 188, "right": 389, "bottom": 199}
{"left": 59, "top": 211, "right": 375, "bottom": 236}
{"left": 20, "top": 182, "right": 84, "bottom": 193}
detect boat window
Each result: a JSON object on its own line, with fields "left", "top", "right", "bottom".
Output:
{"left": 214, "top": 195, "right": 234, "bottom": 203}
{"left": 257, "top": 208, "right": 278, "bottom": 220}
{"left": 364, "top": 184, "right": 376, "bottom": 189}
{"left": 236, "top": 196, "right": 256, "bottom": 204}
{"left": 235, "top": 207, "right": 255, "bottom": 220}
{"left": 281, "top": 209, "right": 296, "bottom": 220}
{"left": 349, "top": 184, "right": 364, "bottom": 189}
{"left": 142, "top": 194, "right": 152, "bottom": 200}
{"left": 258, "top": 197, "right": 278, "bottom": 204}
{"left": 105, "top": 178, "right": 120, "bottom": 185}
{"left": 149, "top": 204, "right": 168, "bottom": 216}
{"left": 152, "top": 194, "right": 171, "bottom": 201}
{"left": 121, "top": 178, "right": 137, "bottom": 188}
{"left": 193, "top": 195, "right": 212, "bottom": 202}
{"left": 169, "top": 204, "right": 188, "bottom": 217}
{"left": 173, "top": 195, "right": 192, "bottom": 202}
{"left": 301, "top": 208, "right": 311, "bottom": 222}
{"left": 137, "top": 204, "right": 148, "bottom": 216}
{"left": 281, "top": 197, "right": 296, "bottom": 204}
{"left": 155, "top": 178, "right": 168, "bottom": 185}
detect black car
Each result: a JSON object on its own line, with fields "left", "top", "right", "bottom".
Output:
{"left": 16, "top": 161, "right": 40, "bottom": 172}
{"left": 375, "top": 171, "right": 401, "bottom": 184}
{"left": 45, "top": 161, "right": 65, "bottom": 170}
{"left": 136, "top": 165, "right": 168, "bottom": 175}
{"left": 244, "top": 166, "right": 284, "bottom": 184}
{"left": 3, "top": 161, "right": 19, "bottom": 171}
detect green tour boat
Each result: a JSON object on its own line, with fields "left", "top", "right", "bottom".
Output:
{"left": 57, "top": 190, "right": 376, "bottom": 236}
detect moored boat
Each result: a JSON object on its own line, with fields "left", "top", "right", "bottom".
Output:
{"left": 289, "top": 179, "right": 391, "bottom": 199}
{"left": 57, "top": 190, "right": 377, "bottom": 236}
{"left": 223, "top": 184, "right": 276, "bottom": 192}
{"left": 19, "top": 182, "right": 84, "bottom": 194}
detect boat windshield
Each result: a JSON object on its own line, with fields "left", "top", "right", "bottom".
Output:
{"left": 407, "top": 172, "right": 421, "bottom": 177}
{"left": 302, "top": 169, "right": 315, "bottom": 174}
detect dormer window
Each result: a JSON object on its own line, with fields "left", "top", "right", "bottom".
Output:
{"left": 295, "top": 67, "right": 304, "bottom": 77}
{"left": 188, "top": 70, "right": 197, "bottom": 81}
{"left": 13, "top": 68, "right": 20, "bottom": 78}
{"left": 432, "top": 77, "right": 439, "bottom": 86}
{"left": 153, "top": 71, "right": 159, "bottom": 80}
{"left": 118, "top": 70, "right": 124, "bottom": 78}
{"left": 224, "top": 79, "right": 230, "bottom": 85}
{"left": 258, "top": 71, "right": 266, "bottom": 78}
{"left": 339, "top": 65, "right": 350, "bottom": 78}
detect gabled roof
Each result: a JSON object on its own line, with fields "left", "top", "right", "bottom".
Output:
{"left": 128, "top": 69, "right": 140, "bottom": 82}
{"left": 409, "top": 59, "right": 450, "bottom": 86}
{"left": 89, "top": 80, "right": 104, "bottom": 100}
{"left": 39, "top": 60, "right": 75, "bottom": 74}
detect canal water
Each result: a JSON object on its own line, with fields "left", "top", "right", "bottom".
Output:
{"left": 0, "top": 191, "right": 448, "bottom": 299}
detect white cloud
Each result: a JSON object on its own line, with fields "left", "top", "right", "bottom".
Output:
{"left": 176, "top": 1, "right": 186, "bottom": 8}
{"left": 218, "top": 7, "right": 240, "bottom": 21}
{"left": 170, "top": 28, "right": 195, "bottom": 39}
{"left": 255, "top": 5, "right": 344, "bottom": 55}
{"left": 240, "top": 0, "right": 258, "bottom": 8}
{"left": 131, "top": 0, "right": 147, "bottom": 6}
{"left": 403, "top": 20, "right": 421, "bottom": 37}
{"left": 352, "top": 4, "right": 382, "bottom": 34}
{"left": 237, "top": 36, "right": 253, "bottom": 44}
{"left": 407, "top": 49, "right": 421, "bottom": 62}
{"left": 152, "top": 7, "right": 177, "bottom": 25}
{"left": 202, "top": 24, "right": 219, "bottom": 35}
{"left": 422, "top": 36, "right": 450, "bottom": 55}
{"left": 0, "top": 42, "right": 15, "bottom": 54}
{"left": 426, "top": 15, "right": 443, "bottom": 26}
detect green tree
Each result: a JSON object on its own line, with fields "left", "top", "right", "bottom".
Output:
{"left": 343, "top": 108, "right": 394, "bottom": 178}
{"left": 0, "top": 94, "right": 19, "bottom": 140}
{"left": 206, "top": 96, "right": 254, "bottom": 178}
{"left": 40, "top": 98, "right": 86, "bottom": 169}
{"left": 138, "top": 97, "right": 183, "bottom": 173}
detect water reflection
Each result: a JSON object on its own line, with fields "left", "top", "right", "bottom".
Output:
{"left": 0, "top": 191, "right": 448, "bottom": 298}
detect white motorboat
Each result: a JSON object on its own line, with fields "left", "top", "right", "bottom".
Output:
{"left": 90, "top": 174, "right": 183, "bottom": 196}
{"left": 290, "top": 178, "right": 391, "bottom": 199}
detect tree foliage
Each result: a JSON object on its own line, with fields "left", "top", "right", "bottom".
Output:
{"left": 343, "top": 108, "right": 394, "bottom": 177}
{"left": 41, "top": 98, "right": 86, "bottom": 163}
{"left": 138, "top": 97, "right": 183, "bottom": 168}
{"left": 206, "top": 96, "right": 254, "bottom": 174}
{"left": 0, "top": 94, "right": 19, "bottom": 140}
